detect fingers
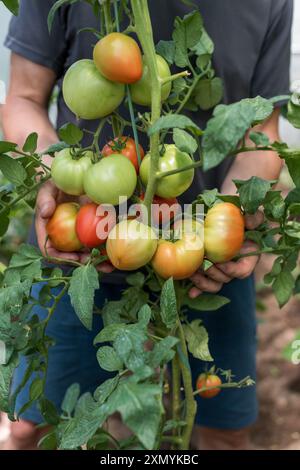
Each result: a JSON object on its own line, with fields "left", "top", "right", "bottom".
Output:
{"left": 216, "top": 241, "right": 259, "bottom": 279}
{"left": 244, "top": 210, "right": 264, "bottom": 230}
{"left": 205, "top": 265, "right": 232, "bottom": 283}
{"left": 189, "top": 287, "right": 202, "bottom": 299}
{"left": 36, "top": 180, "right": 58, "bottom": 219}
{"left": 190, "top": 272, "right": 223, "bottom": 294}
{"left": 96, "top": 262, "right": 115, "bottom": 273}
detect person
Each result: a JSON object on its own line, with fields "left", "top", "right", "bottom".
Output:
{"left": 0, "top": 0, "right": 292, "bottom": 450}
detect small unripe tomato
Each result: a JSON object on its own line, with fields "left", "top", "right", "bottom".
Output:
{"left": 106, "top": 219, "right": 158, "bottom": 270}
{"left": 204, "top": 202, "right": 245, "bottom": 263}
{"left": 102, "top": 136, "right": 144, "bottom": 173}
{"left": 46, "top": 202, "right": 82, "bottom": 252}
{"left": 196, "top": 373, "right": 222, "bottom": 399}
{"left": 75, "top": 203, "right": 116, "bottom": 248}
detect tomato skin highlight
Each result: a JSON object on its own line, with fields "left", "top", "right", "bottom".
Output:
{"left": 46, "top": 202, "right": 82, "bottom": 252}
{"left": 140, "top": 144, "right": 194, "bottom": 199}
{"left": 152, "top": 232, "right": 204, "bottom": 280}
{"left": 51, "top": 148, "right": 92, "bottom": 196}
{"left": 93, "top": 33, "right": 143, "bottom": 84}
{"left": 130, "top": 54, "right": 172, "bottom": 106}
{"left": 204, "top": 202, "right": 245, "bottom": 263}
{"left": 196, "top": 373, "right": 222, "bottom": 399}
{"left": 75, "top": 203, "right": 115, "bottom": 248}
{"left": 83, "top": 154, "right": 137, "bottom": 206}
{"left": 102, "top": 137, "right": 144, "bottom": 173}
{"left": 106, "top": 219, "right": 158, "bottom": 271}
{"left": 63, "top": 59, "right": 125, "bottom": 120}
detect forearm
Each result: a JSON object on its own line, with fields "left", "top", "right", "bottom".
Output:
{"left": 2, "top": 96, "right": 58, "bottom": 166}
{"left": 221, "top": 109, "right": 283, "bottom": 194}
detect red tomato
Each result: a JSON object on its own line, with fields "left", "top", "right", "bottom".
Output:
{"left": 93, "top": 33, "right": 143, "bottom": 84}
{"left": 204, "top": 202, "right": 245, "bottom": 263}
{"left": 102, "top": 136, "right": 144, "bottom": 173}
{"left": 46, "top": 203, "right": 82, "bottom": 252}
{"left": 196, "top": 373, "right": 222, "bottom": 399}
{"left": 75, "top": 203, "right": 116, "bottom": 248}
{"left": 139, "top": 193, "right": 180, "bottom": 226}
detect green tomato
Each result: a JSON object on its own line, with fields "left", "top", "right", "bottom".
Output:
{"left": 63, "top": 59, "right": 125, "bottom": 119}
{"left": 140, "top": 144, "right": 194, "bottom": 198}
{"left": 51, "top": 148, "right": 92, "bottom": 196}
{"left": 83, "top": 154, "right": 137, "bottom": 205}
{"left": 130, "top": 54, "right": 171, "bottom": 106}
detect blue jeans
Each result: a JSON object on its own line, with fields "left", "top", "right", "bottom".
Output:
{"left": 13, "top": 277, "right": 257, "bottom": 430}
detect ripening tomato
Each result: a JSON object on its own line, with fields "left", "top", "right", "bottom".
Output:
{"left": 93, "top": 33, "right": 143, "bottom": 84}
{"left": 51, "top": 148, "right": 92, "bottom": 196}
{"left": 83, "top": 154, "right": 137, "bottom": 206}
{"left": 106, "top": 219, "right": 158, "bottom": 270}
{"left": 139, "top": 193, "right": 180, "bottom": 226}
{"left": 140, "top": 144, "right": 194, "bottom": 198}
{"left": 130, "top": 54, "right": 172, "bottom": 106}
{"left": 63, "top": 59, "right": 125, "bottom": 119}
{"left": 46, "top": 203, "right": 82, "bottom": 252}
{"left": 204, "top": 202, "right": 245, "bottom": 263}
{"left": 152, "top": 232, "right": 204, "bottom": 280}
{"left": 196, "top": 373, "right": 222, "bottom": 399}
{"left": 75, "top": 203, "right": 115, "bottom": 248}
{"left": 102, "top": 137, "right": 144, "bottom": 173}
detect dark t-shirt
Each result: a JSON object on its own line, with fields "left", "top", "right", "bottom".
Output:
{"left": 5, "top": 0, "right": 293, "bottom": 194}
{"left": 4, "top": 0, "right": 293, "bottom": 283}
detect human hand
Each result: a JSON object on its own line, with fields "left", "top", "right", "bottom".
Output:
{"left": 189, "top": 211, "right": 264, "bottom": 298}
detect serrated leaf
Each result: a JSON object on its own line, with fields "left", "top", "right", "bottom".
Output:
{"left": 97, "top": 346, "right": 123, "bottom": 372}
{"left": 183, "top": 320, "right": 213, "bottom": 361}
{"left": 58, "top": 122, "right": 84, "bottom": 145}
{"left": 173, "top": 11, "right": 203, "bottom": 67}
{"left": 273, "top": 271, "right": 295, "bottom": 307}
{"left": 235, "top": 176, "right": 272, "bottom": 214}
{"left": 61, "top": 383, "right": 80, "bottom": 415}
{"left": 94, "top": 323, "right": 124, "bottom": 344}
{"left": 149, "top": 336, "right": 179, "bottom": 368}
{"left": 191, "top": 29, "right": 214, "bottom": 56}
{"left": 156, "top": 40, "right": 175, "bottom": 65}
{"left": 0, "top": 154, "right": 27, "bottom": 186}
{"left": 126, "top": 272, "right": 145, "bottom": 287}
{"left": 68, "top": 265, "right": 99, "bottom": 330}
{"left": 173, "top": 128, "right": 198, "bottom": 154}
{"left": 160, "top": 278, "right": 177, "bottom": 329}
{"left": 194, "top": 77, "right": 223, "bottom": 111}
{"left": 94, "top": 376, "right": 119, "bottom": 404}
{"left": 148, "top": 114, "right": 200, "bottom": 136}
{"left": 22, "top": 133, "right": 38, "bottom": 153}
{"left": 249, "top": 131, "right": 270, "bottom": 147}
{"left": 183, "top": 294, "right": 230, "bottom": 311}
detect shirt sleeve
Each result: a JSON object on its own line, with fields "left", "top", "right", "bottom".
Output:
{"left": 251, "top": 0, "right": 293, "bottom": 103}
{"left": 4, "top": 0, "right": 68, "bottom": 78}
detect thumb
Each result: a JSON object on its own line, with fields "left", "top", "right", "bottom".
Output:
{"left": 244, "top": 210, "right": 264, "bottom": 230}
{"left": 36, "top": 181, "right": 58, "bottom": 219}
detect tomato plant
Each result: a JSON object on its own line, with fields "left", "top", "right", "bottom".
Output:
{"left": 204, "top": 202, "right": 245, "bottom": 263}
{"left": 196, "top": 373, "right": 222, "bottom": 399}
{"left": 102, "top": 136, "right": 144, "bottom": 172}
{"left": 75, "top": 203, "right": 115, "bottom": 248}
{"left": 152, "top": 231, "right": 204, "bottom": 280}
{"left": 140, "top": 144, "right": 194, "bottom": 198}
{"left": 46, "top": 202, "right": 82, "bottom": 252}
{"left": 62, "top": 59, "right": 125, "bottom": 119}
{"left": 130, "top": 54, "right": 172, "bottom": 106}
{"left": 106, "top": 219, "right": 158, "bottom": 270}
{"left": 83, "top": 154, "right": 137, "bottom": 205}
{"left": 93, "top": 33, "right": 143, "bottom": 84}
{"left": 51, "top": 148, "right": 92, "bottom": 196}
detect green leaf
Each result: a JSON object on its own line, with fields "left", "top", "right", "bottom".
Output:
{"left": 192, "top": 29, "right": 214, "bottom": 57}
{"left": 282, "top": 331, "right": 300, "bottom": 363}
{"left": 22, "top": 133, "right": 38, "bottom": 153}
{"left": 160, "top": 278, "right": 177, "bottom": 329}
{"left": 0, "top": 141, "right": 17, "bottom": 153}
{"left": 287, "top": 101, "right": 300, "bottom": 129}
{"left": 43, "top": 141, "right": 69, "bottom": 154}
{"left": 149, "top": 336, "right": 179, "bottom": 368}
{"left": 126, "top": 272, "right": 145, "bottom": 287}
{"left": 193, "top": 77, "right": 223, "bottom": 110}
{"left": 0, "top": 214, "right": 9, "bottom": 237}
{"left": 1, "top": 0, "right": 19, "bottom": 15}
{"left": 9, "top": 244, "right": 41, "bottom": 269}
{"left": 48, "top": 0, "right": 78, "bottom": 32}
{"left": 249, "top": 131, "right": 270, "bottom": 147}
{"left": 242, "top": 96, "right": 274, "bottom": 122}
{"left": 172, "top": 11, "right": 203, "bottom": 67}
{"left": 113, "top": 326, "right": 148, "bottom": 373}
{"left": 58, "top": 122, "right": 84, "bottom": 145}
{"left": 148, "top": 114, "right": 200, "bottom": 136}
{"left": 183, "top": 320, "right": 213, "bottom": 361}
{"left": 68, "top": 265, "right": 99, "bottom": 330}
{"left": 94, "top": 376, "right": 119, "bottom": 404}
{"left": 273, "top": 271, "right": 295, "bottom": 307}
{"left": 61, "top": 383, "right": 80, "bottom": 415}
{"left": 39, "top": 397, "right": 60, "bottom": 425}
{"left": 173, "top": 128, "right": 198, "bottom": 154}
{"left": 156, "top": 40, "right": 175, "bottom": 65}
{"left": 183, "top": 294, "right": 230, "bottom": 311}
{"left": 0, "top": 354, "right": 19, "bottom": 412}
{"left": 29, "top": 377, "right": 43, "bottom": 401}
{"left": 202, "top": 100, "right": 256, "bottom": 171}
{"left": 235, "top": 177, "right": 272, "bottom": 214}
{"left": 38, "top": 431, "right": 58, "bottom": 450}
{"left": 94, "top": 323, "right": 124, "bottom": 344}
{"left": 0, "top": 154, "right": 27, "bottom": 186}
{"left": 264, "top": 191, "right": 285, "bottom": 221}
{"left": 97, "top": 346, "right": 123, "bottom": 372}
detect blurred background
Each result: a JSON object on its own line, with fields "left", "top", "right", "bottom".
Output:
{"left": 0, "top": 1, "right": 300, "bottom": 450}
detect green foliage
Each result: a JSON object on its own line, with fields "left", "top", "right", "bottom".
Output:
{"left": 1, "top": 0, "right": 19, "bottom": 15}
{"left": 68, "top": 265, "right": 99, "bottom": 330}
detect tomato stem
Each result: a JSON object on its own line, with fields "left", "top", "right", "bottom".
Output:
{"left": 160, "top": 70, "right": 190, "bottom": 85}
